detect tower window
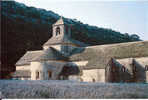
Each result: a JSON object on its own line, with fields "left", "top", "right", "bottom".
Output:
{"left": 56, "top": 27, "right": 60, "bottom": 35}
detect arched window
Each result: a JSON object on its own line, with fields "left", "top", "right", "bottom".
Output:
{"left": 56, "top": 27, "right": 60, "bottom": 35}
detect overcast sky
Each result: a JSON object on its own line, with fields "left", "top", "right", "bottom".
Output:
{"left": 15, "top": 0, "right": 148, "bottom": 40}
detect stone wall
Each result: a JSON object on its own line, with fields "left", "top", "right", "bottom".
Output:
{"left": 30, "top": 62, "right": 45, "bottom": 80}
{"left": 14, "top": 65, "right": 31, "bottom": 80}
{"left": 68, "top": 75, "right": 81, "bottom": 81}
{"left": 16, "top": 65, "right": 30, "bottom": 70}
{"left": 80, "top": 69, "right": 105, "bottom": 82}
{"left": 30, "top": 61, "right": 54, "bottom": 80}
{"left": 117, "top": 57, "right": 148, "bottom": 83}
{"left": 30, "top": 61, "right": 66, "bottom": 80}
{"left": 67, "top": 61, "right": 88, "bottom": 67}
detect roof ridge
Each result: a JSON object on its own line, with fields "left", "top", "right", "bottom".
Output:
{"left": 27, "top": 50, "right": 43, "bottom": 52}
{"left": 87, "top": 40, "right": 147, "bottom": 49}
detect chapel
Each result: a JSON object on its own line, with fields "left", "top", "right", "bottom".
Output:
{"left": 14, "top": 17, "right": 148, "bottom": 83}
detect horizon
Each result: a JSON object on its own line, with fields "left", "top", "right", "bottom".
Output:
{"left": 15, "top": 0, "right": 148, "bottom": 40}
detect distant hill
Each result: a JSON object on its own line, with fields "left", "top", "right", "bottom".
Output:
{"left": 1, "top": 1, "right": 141, "bottom": 78}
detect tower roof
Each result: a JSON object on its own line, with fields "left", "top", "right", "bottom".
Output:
{"left": 43, "top": 17, "right": 88, "bottom": 47}
{"left": 53, "top": 17, "right": 72, "bottom": 26}
{"left": 32, "top": 47, "right": 68, "bottom": 61}
{"left": 43, "top": 35, "right": 88, "bottom": 47}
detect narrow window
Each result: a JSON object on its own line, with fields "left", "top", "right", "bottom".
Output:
{"left": 133, "top": 66, "right": 137, "bottom": 72}
{"left": 92, "top": 79, "right": 95, "bottom": 82}
{"left": 122, "top": 67, "right": 126, "bottom": 72}
{"left": 145, "top": 65, "right": 148, "bottom": 71}
{"left": 48, "top": 70, "right": 52, "bottom": 78}
{"left": 36, "top": 71, "right": 39, "bottom": 79}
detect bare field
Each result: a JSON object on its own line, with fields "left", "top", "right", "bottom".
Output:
{"left": 0, "top": 80, "right": 148, "bottom": 99}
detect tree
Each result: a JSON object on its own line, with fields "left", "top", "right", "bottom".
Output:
{"left": 130, "top": 34, "right": 140, "bottom": 40}
{"left": 124, "top": 33, "right": 130, "bottom": 39}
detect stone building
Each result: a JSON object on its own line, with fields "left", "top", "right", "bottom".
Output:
{"left": 14, "top": 17, "right": 148, "bottom": 83}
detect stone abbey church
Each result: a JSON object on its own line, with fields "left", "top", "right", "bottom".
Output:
{"left": 14, "top": 17, "right": 148, "bottom": 83}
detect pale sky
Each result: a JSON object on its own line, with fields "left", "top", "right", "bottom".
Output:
{"left": 15, "top": 0, "right": 148, "bottom": 40}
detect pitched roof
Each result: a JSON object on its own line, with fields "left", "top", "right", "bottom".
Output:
{"left": 132, "top": 59, "right": 146, "bottom": 82}
{"left": 16, "top": 47, "right": 68, "bottom": 66}
{"left": 69, "top": 41, "right": 148, "bottom": 69}
{"left": 43, "top": 35, "right": 88, "bottom": 47}
{"left": 32, "top": 47, "right": 68, "bottom": 62}
{"left": 132, "top": 57, "right": 148, "bottom": 68}
{"left": 44, "top": 17, "right": 88, "bottom": 47}
{"left": 106, "top": 58, "right": 133, "bottom": 82}
{"left": 117, "top": 58, "right": 133, "bottom": 74}
{"left": 53, "top": 17, "right": 73, "bottom": 26}
{"left": 107, "top": 58, "right": 123, "bottom": 69}
{"left": 15, "top": 50, "right": 43, "bottom": 66}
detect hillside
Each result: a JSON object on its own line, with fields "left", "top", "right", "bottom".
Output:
{"left": 1, "top": 1, "right": 141, "bottom": 78}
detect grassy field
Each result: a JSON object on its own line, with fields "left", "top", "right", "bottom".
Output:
{"left": 0, "top": 80, "right": 148, "bottom": 99}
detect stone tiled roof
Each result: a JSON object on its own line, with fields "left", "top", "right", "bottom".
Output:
{"left": 16, "top": 40, "right": 148, "bottom": 69}
{"left": 15, "top": 50, "right": 43, "bottom": 66}
{"left": 32, "top": 47, "right": 68, "bottom": 62}
{"left": 53, "top": 17, "right": 73, "bottom": 26}
{"left": 132, "top": 59, "right": 147, "bottom": 82}
{"left": 43, "top": 35, "right": 88, "bottom": 47}
{"left": 117, "top": 58, "right": 134, "bottom": 75}
{"left": 15, "top": 47, "right": 68, "bottom": 66}
{"left": 43, "top": 17, "right": 88, "bottom": 47}
{"left": 69, "top": 41, "right": 148, "bottom": 69}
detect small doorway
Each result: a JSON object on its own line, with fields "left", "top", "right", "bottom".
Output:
{"left": 58, "top": 66, "right": 69, "bottom": 80}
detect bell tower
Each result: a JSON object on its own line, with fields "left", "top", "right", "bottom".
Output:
{"left": 52, "top": 17, "right": 71, "bottom": 38}
{"left": 43, "top": 17, "right": 88, "bottom": 56}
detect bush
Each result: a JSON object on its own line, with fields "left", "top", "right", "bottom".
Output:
{"left": 0, "top": 80, "right": 148, "bottom": 99}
